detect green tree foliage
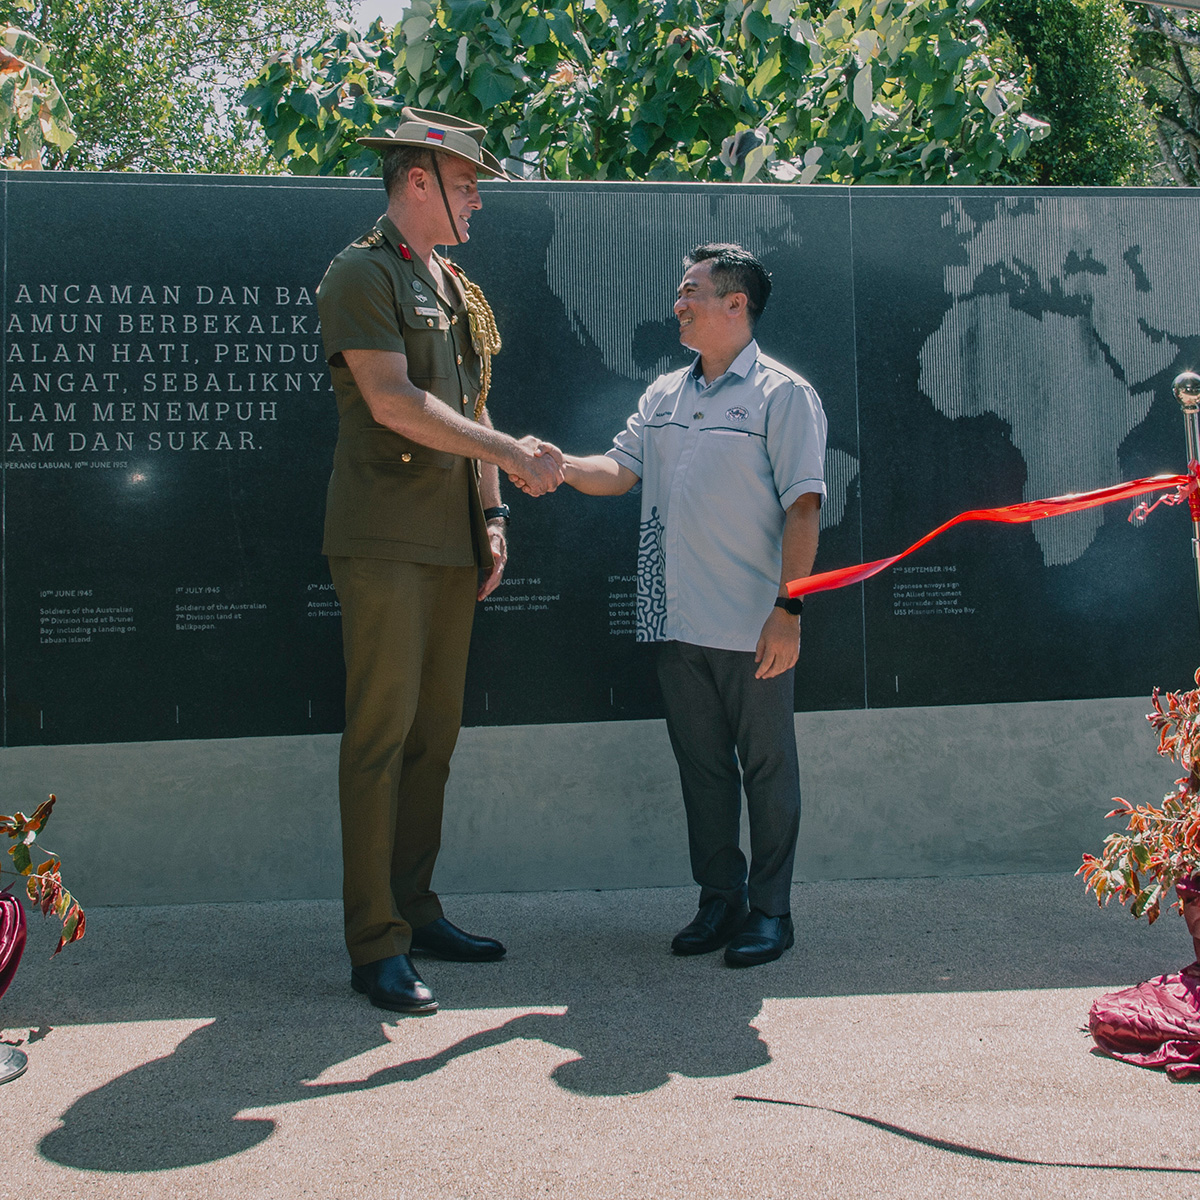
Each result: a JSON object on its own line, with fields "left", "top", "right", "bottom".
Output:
{"left": 1129, "top": 4, "right": 1200, "bottom": 185}
{"left": 0, "top": 23, "right": 74, "bottom": 167}
{"left": 0, "top": 0, "right": 350, "bottom": 171}
{"left": 243, "top": 0, "right": 1049, "bottom": 185}
{"left": 996, "top": 0, "right": 1155, "bottom": 184}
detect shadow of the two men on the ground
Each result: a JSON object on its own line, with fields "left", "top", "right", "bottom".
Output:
{"left": 23, "top": 894, "right": 775, "bottom": 1172}
{"left": 36, "top": 976, "right": 772, "bottom": 1171}
{"left": 9, "top": 876, "right": 1192, "bottom": 1173}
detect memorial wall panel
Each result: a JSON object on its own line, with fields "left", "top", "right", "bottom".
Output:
{"left": 2, "top": 174, "right": 1196, "bottom": 747}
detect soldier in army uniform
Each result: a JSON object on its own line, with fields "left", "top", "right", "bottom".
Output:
{"left": 317, "top": 108, "right": 563, "bottom": 1015}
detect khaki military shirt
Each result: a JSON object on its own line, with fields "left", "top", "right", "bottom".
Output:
{"left": 317, "top": 215, "right": 491, "bottom": 567}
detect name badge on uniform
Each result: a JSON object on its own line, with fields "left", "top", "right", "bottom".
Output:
{"left": 414, "top": 306, "right": 440, "bottom": 317}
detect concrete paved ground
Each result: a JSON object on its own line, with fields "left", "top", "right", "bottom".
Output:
{"left": 1, "top": 873, "right": 1199, "bottom": 1199}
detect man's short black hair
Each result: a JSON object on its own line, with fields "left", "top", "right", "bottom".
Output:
{"left": 685, "top": 243, "right": 772, "bottom": 325}
{"left": 381, "top": 144, "right": 436, "bottom": 199}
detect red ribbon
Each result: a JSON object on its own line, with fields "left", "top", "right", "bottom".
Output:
{"left": 787, "top": 468, "right": 1199, "bottom": 599}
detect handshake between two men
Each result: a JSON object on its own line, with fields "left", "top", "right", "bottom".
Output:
{"left": 502, "top": 439, "right": 636, "bottom": 501}
{"left": 504, "top": 436, "right": 566, "bottom": 497}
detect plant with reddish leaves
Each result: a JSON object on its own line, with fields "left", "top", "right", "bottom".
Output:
{"left": 1079, "top": 668, "right": 1200, "bottom": 924}
{"left": 0, "top": 794, "right": 84, "bottom": 955}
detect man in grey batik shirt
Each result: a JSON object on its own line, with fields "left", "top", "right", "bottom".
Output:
{"left": 545, "top": 243, "right": 826, "bottom": 967}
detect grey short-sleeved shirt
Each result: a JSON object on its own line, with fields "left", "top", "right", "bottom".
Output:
{"left": 606, "top": 340, "right": 827, "bottom": 652}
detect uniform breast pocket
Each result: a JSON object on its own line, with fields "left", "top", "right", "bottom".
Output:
{"left": 399, "top": 304, "right": 451, "bottom": 387}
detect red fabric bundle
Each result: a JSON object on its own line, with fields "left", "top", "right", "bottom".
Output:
{"left": 0, "top": 891, "right": 25, "bottom": 1001}
{"left": 1089, "top": 884, "right": 1200, "bottom": 1079}
{"left": 1089, "top": 964, "right": 1200, "bottom": 1080}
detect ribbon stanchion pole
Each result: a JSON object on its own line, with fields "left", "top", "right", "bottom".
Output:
{"left": 1174, "top": 371, "right": 1200, "bottom": 638}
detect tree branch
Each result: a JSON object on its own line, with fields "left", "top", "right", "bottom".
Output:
{"left": 1139, "top": 8, "right": 1200, "bottom": 50}
{"left": 1155, "top": 119, "right": 1194, "bottom": 185}
{"left": 1153, "top": 110, "right": 1200, "bottom": 155}
{"left": 1173, "top": 44, "right": 1198, "bottom": 121}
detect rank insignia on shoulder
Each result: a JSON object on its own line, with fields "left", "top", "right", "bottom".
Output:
{"left": 398, "top": 243, "right": 412, "bottom": 260}
{"left": 352, "top": 228, "right": 386, "bottom": 249}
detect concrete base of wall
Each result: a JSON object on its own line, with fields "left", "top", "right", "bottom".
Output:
{"left": 0, "top": 696, "right": 1176, "bottom": 906}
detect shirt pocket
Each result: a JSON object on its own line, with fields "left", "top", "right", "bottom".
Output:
{"left": 398, "top": 303, "right": 452, "bottom": 389}
{"left": 697, "top": 426, "right": 769, "bottom": 497}
{"left": 353, "top": 427, "right": 453, "bottom": 547}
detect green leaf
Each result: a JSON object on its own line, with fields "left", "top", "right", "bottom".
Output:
{"left": 629, "top": 119, "right": 657, "bottom": 156}
{"left": 1005, "top": 127, "right": 1030, "bottom": 159}
{"left": 689, "top": 54, "right": 717, "bottom": 90}
{"left": 748, "top": 49, "right": 781, "bottom": 99}
{"left": 446, "top": 0, "right": 487, "bottom": 30}
{"left": 401, "top": 15, "right": 432, "bottom": 45}
{"left": 853, "top": 65, "right": 873, "bottom": 123}
{"left": 638, "top": 91, "right": 671, "bottom": 128}
{"left": 979, "top": 80, "right": 1002, "bottom": 118}
{"left": 9, "top": 842, "right": 31, "bottom": 875}
{"left": 822, "top": 10, "right": 852, "bottom": 41}
{"left": 930, "top": 102, "right": 961, "bottom": 141}
{"left": 469, "top": 64, "right": 519, "bottom": 110}
{"left": 768, "top": 0, "right": 793, "bottom": 25}
{"left": 799, "top": 145, "right": 823, "bottom": 183}
{"left": 405, "top": 39, "right": 434, "bottom": 83}
{"left": 742, "top": 141, "right": 773, "bottom": 182}
{"left": 518, "top": 15, "right": 551, "bottom": 47}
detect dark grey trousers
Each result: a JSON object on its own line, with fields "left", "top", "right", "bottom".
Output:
{"left": 657, "top": 640, "right": 801, "bottom": 917}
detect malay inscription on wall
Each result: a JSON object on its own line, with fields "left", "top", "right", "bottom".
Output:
{"left": 5, "top": 280, "right": 320, "bottom": 463}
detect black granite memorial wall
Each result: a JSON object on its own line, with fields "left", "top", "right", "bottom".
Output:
{"left": 3, "top": 173, "right": 1198, "bottom": 747}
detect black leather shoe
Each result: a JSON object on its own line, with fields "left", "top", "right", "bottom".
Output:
{"left": 724, "top": 910, "right": 795, "bottom": 967}
{"left": 671, "top": 897, "right": 750, "bottom": 956}
{"left": 410, "top": 917, "right": 506, "bottom": 962}
{"left": 351, "top": 954, "right": 438, "bottom": 1014}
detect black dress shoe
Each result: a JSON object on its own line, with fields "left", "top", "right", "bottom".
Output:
{"left": 724, "top": 910, "right": 794, "bottom": 967}
{"left": 351, "top": 954, "right": 438, "bottom": 1014}
{"left": 671, "top": 896, "right": 750, "bottom": 956}
{"left": 409, "top": 917, "right": 506, "bottom": 962}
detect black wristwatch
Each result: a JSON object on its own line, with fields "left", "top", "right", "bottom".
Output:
{"left": 774, "top": 595, "right": 804, "bottom": 616}
{"left": 483, "top": 505, "right": 510, "bottom": 525}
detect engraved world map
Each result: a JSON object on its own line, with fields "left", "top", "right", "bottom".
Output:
{"left": 918, "top": 196, "right": 1200, "bottom": 566}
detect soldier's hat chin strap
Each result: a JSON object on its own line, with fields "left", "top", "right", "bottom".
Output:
{"left": 431, "top": 154, "right": 463, "bottom": 246}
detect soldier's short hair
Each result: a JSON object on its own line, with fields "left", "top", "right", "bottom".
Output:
{"left": 685, "top": 243, "right": 773, "bottom": 325}
{"left": 382, "top": 145, "right": 437, "bottom": 198}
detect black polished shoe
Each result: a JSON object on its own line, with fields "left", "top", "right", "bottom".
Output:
{"left": 671, "top": 897, "right": 750, "bottom": 956}
{"left": 409, "top": 917, "right": 506, "bottom": 962}
{"left": 351, "top": 954, "right": 438, "bottom": 1014}
{"left": 724, "top": 910, "right": 795, "bottom": 967}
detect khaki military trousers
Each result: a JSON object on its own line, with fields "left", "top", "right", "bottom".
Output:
{"left": 329, "top": 556, "right": 477, "bottom": 966}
